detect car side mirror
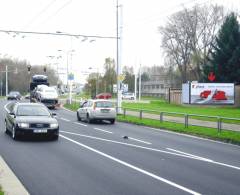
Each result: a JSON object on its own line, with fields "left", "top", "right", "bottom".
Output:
{"left": 51, "top": 112, "right": 57, "bottom": 116}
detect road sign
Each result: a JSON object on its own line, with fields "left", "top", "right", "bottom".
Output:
{"left": 118, "top": 74, "right": 125, "bottom": 81}
{"left": 68, "top": 73, "right": 74, "bottom": 80}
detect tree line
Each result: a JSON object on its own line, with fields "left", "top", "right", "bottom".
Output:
{"left": 159, "top": 4, "right": 240, "bottom": 84}
{"left": 0, "top": 58, "right": 58, "bottom": 95}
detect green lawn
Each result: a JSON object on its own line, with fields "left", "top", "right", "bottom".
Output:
{"left": 0, "top": 186, "right": 4, "bottom": 195}
{"left": 123, "top": 99, "right": 240, "bottom": 118}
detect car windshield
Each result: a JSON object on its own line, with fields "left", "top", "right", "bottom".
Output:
{"left": 95, "top": 101, "right": 114, "bottom": 108}
{"left": 16, "top": 105, "right": 50, "bottom": 116}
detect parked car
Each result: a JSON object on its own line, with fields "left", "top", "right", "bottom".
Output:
{"left": 95, "top": 93, "right": 112, "bottom": 99}
{"left": 122, "top": 92, "right": 135, "bottom": 100}
{"left": 7, "top": 91, "right": 21, "bottom": 100}
{"left": 5, "top": 102, "right": 59, "bottom": 140}
{"left": 77, "top": 99, "right": 116, "bottom": 124}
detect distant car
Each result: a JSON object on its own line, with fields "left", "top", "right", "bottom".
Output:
{"left": 77, "top": 99, "right": 116, "bottom": 124}
{"left": 5, "top": 102, "right": 59, "bottom": 140}
{"left": 122, "top": 92, "right": 135, "bottom": 100}
{"left": 7, "top": 91, "right": 21, "bottom": 100}
{"left": 95, "top": 93, "right": 112, "bottom": 99}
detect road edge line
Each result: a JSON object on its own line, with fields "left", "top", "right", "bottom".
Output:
{"left": 0, "top": 155, "right": 29, "bottom": 195}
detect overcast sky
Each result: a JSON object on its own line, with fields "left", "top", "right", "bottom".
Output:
{"left": 0, "top": 0, "right": 239, "bottom": 83}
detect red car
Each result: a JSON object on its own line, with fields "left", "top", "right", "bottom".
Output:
{"left": 212, "top": 90, "right": 227, "bottom": 100}
{"left": 200, "top": 90, "right": 227, "bottom": 100}
{"left": 200, "top": 90, "right": 211, "bottom": 99}
{"left": 95, "top": 93, "right": 112, "bottom": 99}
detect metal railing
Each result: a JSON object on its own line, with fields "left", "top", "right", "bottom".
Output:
{"left": 120, "top": 107, "right": 240, "bottom": 132}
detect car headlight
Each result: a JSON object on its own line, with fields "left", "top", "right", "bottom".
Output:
{"left": 18, "top": 123, "right": 29, "bottom": 128}
{"left": 50, "top": 123, "right": 59, "bottom": 128}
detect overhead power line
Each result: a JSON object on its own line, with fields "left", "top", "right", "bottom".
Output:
{"left": 0, "top": 29, "right": 119, "bottom": 39}
{"left": 22, "top": 0, "right": 57, "bottom": 30}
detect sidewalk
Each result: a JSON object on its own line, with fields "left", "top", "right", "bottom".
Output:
{"left": 0, "top": 156, "right": 29, "bottom": 195}
{"left": 125, "top": 110, "right": 240, "bottom": 132}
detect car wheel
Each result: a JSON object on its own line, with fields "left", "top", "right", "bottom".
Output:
{"left": 12, "top": 126, "right": 18, "bottom": 140}
{"left": 4, "top": 121, "right": 8, "bottom": 134}
{"left": 110, "top": 119, "right": 115, "bottom": 124}
{"left": 87, "top": 114, "right": 92, "bottom": 124}
{"left": 77, "top": 112, "right": 81, "bottom": 121}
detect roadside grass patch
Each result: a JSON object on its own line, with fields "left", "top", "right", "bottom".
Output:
{"left": 117, "top": 115, "right": 240, "bottom": 145}
{"left": 64, "top": 103, "right": 79, "bottom": 111}
{"left": 0, "top": 186, "right": 4, "bottom": 195}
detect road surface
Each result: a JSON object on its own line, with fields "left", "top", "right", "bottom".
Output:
{"left": 0, "top": 99, "right": 240, "bottom": 195}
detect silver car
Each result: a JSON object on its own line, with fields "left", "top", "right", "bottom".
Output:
{"left": 77, "top": 99, "right": 116, "bottom": 124}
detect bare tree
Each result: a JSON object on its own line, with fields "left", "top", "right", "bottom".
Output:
{"left": 159, "top": 4, "right": 224, "bottom": 82}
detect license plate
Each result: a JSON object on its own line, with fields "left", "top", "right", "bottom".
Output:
{"left": 34, "top": 129, "right": 48, "bottom": 133}
{"left": 101, "top": 109, "right": 110, "bottom": 113}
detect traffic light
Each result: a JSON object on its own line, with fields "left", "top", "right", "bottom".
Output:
{"left": 44, "top": 66, "right": 46, "bottom": 72}
{"left": 27, "top": 65, "right": 31, "bottom": 73}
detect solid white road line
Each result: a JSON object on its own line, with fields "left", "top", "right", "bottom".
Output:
{"left": 128, "top": 137, "right": 152, "bottom": 145}
{"left": 93, "top": 128, "right": 113, "bottom": 134}
{"left": 60, "top": 117, "right": 70, "bottom": 122}
{"left": 60, "top": 134, "right": 201, "bottom": 195}
{"left": 144, "top": 126, "right": 240, "bottom": 148}
{"left": 167, "top": 148, "right": 240, "bottom": 170}
{"left": 60, "top": 131, "right": 240, "bottom": 171}
{"left": 4, "top": 102, "right": 12, "bottom": 112}
{"left": 74, "top": 122, "right": 87, "bottom": 127}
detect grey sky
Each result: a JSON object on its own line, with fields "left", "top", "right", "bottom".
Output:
{"left": 0, "top": 0, "right": 238, "bottom": 83}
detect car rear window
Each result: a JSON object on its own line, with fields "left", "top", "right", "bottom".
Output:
{"left": 17, "top": 105, "right": 50, "bottom": 116}
{"left": 95, "top": 101, "right": 114, "bottom": 108}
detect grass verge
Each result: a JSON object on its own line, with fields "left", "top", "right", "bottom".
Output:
{"left": 117, "top": 115, "right": 240, "bottom": 145}
{"left": 0, "top": 186, "right": 4, "bottom": 195}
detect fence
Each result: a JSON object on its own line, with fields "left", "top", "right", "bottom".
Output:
{"left": 121, "top": 107, "right": 240, "bottom": 132}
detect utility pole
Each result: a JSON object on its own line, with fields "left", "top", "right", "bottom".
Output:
{"left": 116, "top": 0, "right": 122, "bottom": 113}
{"left": 5, "top": 65, "right": 8, "bottom": 96}
{"left": 138, "top": 64, "right": 141, "bottom": 101}
{"left": 134, "top": 73, "right": 137, "bottom": 101}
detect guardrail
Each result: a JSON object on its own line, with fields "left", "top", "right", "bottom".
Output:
{"left": 120, "top": 107, "right": 240, "bottom": 132}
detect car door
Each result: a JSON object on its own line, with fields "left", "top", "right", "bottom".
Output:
{"left": 80, "top": 101, "right": 88, "bottom": 119}
{"left": 7, "top": 104, "right": 17, "bottom": 132}
{"left": 5, "top": 103, "right": 15, "bottom": 130}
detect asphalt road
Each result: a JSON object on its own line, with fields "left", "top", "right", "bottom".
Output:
{"left": 0, "top": 100, "right": 240, "bottom": 195}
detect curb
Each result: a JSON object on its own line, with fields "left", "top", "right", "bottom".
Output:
{"left": 0, "top": 156, "right": 29, "bottom": 195}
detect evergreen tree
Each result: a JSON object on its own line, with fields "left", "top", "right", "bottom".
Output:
{"left": 203, "top": 13, "right": 240, "bottom": 83}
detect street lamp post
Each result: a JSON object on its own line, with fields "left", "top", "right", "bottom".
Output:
{"left": 5, "top": 65, "right": 8, "bottom": 96}
{"left": 58, "top": 49, "right": 75, "bottom": 104}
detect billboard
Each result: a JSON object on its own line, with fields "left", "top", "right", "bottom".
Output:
{"left": 190, "top": 83, "right": 234, "bottom": 104}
